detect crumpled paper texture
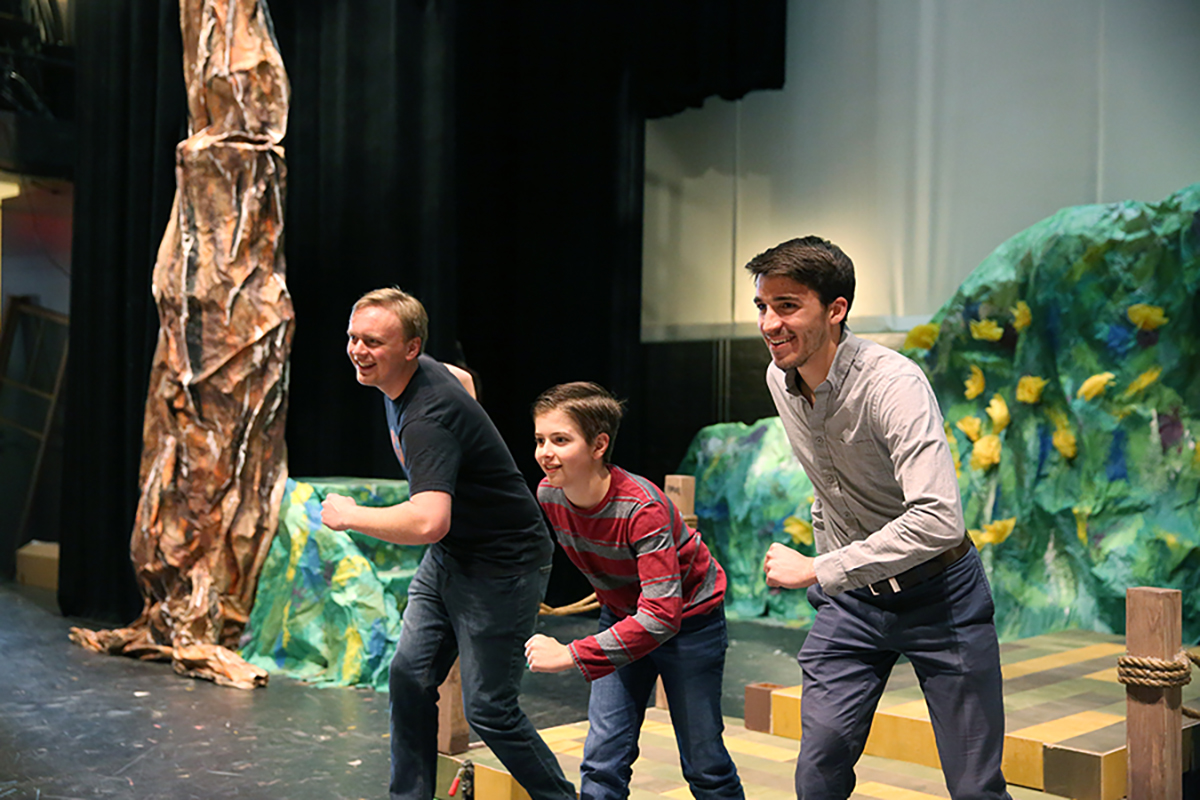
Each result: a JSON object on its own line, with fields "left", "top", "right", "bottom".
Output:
{"left": 70, "top": 0, "right": 292, "bottom": 689}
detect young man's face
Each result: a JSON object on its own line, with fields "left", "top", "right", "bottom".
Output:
{"left": 346, "top": 304, "right": 419, "bottom": 397}
{"left": 753, "top": 274, "right": 844, "bottom": 372}
{"left": 534, "top": 409, "right": 606, "bottom": 490}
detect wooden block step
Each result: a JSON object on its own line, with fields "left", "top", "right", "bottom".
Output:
{"left": 445, "top": 707, "right": 1072, "bottom": 800}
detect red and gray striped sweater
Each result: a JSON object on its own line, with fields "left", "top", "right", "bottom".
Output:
{"left": 538, "top": 466, "right": 727, "bottom": 681}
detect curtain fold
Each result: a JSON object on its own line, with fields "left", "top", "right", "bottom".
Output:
{"left": 60, "top": 0, "right": 184, "bottom": 622}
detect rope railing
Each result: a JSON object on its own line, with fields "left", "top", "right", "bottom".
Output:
{"left": 1117, "top": 649, "right": 1200, "bottom": 719}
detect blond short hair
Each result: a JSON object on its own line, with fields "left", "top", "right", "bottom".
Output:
{"left": 352, "top": 287, "right": 428, "bottom": 350}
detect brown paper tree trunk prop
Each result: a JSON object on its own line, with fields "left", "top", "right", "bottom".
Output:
{"left": 70, "top": 0, "right": 292, "bottom": 690}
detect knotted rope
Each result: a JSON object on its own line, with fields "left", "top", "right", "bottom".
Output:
{"left": 1117, "top": 649, "right": 1200, "bottom": 719}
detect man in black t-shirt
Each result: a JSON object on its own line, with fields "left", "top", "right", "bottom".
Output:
{"left": 321, "top": 287, "right": 574, "bottom": 800}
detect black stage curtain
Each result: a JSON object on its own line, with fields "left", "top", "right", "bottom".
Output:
{"left": 59, "top": 0, "right": 185, "bottom": 622}
{"left": 60, "top": 1, "right": 785, "bottom": 620}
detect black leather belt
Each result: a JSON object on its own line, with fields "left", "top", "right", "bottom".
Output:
{"left": 866, "top": 537, "right": 973, "bottom": 596}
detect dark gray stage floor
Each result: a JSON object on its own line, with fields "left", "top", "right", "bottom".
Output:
{"left": 0, "top": 580, "right": 807, "bottom": 799}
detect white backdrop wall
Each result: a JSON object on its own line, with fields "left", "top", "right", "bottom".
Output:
{"left": 642, "top": 0, "right": 1200, "bottom": 342}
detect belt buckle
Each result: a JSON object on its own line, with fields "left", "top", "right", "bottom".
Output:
{"left": 868, "top": 577, "right": 903, "bottom": 596}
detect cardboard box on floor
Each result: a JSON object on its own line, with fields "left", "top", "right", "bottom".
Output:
{"left": 16, "top": 540, "right": 59, "bottom": 592}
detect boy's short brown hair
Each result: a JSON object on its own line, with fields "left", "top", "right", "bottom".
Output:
{"left": 532, "top": 382, "right": 625, "bottom": 464}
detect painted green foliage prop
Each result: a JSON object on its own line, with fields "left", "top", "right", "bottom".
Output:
{"left": 678, "top": 418, "right": 816, "bottom": 626}
{"left": 241, "top": 478, "right": 421, "bottom": 689}
{"left": 682, "top": 184, "right": 1200, "bottom": 643}
{"left": 908, "top": 183, "right": 1200, "bottom": 643}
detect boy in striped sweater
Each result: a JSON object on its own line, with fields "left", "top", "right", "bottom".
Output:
{"left": 525, "top": 382, "right": 744, "bottom": 800}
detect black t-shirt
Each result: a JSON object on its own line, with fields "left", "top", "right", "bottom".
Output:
{"left": 385, "top": 354, "right": 552, "bottom": 574}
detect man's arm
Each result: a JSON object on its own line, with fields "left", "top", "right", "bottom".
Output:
{"left": 811, "top": 371, "right": 964, "bottom": 594}
{"left": 321, "top": 490, "right": 452, "bottom": 545}
{"left": 763, "top": 542, "right": 817, "bottom": 589}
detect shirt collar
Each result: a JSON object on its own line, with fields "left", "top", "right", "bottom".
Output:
{"left": 783, "top": 326, "right": 864, "bottom": 398}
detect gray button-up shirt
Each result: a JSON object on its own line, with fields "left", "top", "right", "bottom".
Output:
{"left": 766, "top": 329, "right": 965, "bottom": 595}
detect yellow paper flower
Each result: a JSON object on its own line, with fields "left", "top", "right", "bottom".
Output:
{"left": 904, "top": 322, "right": 940, "bottom": 350}
{"left": 956, "top": 415, "right": 983, "bottom": 442}
{"left": 1051, "top": 416, "right": 1077, "bottom": 460}
{"left": 964, "top": 365, "right": 985, "bottom": 400}
{"left": 985, "top": 394, "right": 1010, "bottom": 433}
{"left": 1076, "top": 372, "right": 1116, "bottom": 401}
{"left": 969, "top": 319, "right": 1004, "bottom": 341}
{"left": 969, "top": 434, "right": 1002, "bottom": 471}
{"left": 969, "top": 518, "right": 1016, "bottom": 548}
{"left": 1011, "top": 301, "right": 1032, "bottom": 332}
{"left": 1016, "top": 375, "right": 1048, "bottom": 404}
{"left": 784, "top": 516, "right": 813, "bottom": 547}
{"left": 1122, "top": 366, "right": 1162, "bottom": 398}
{"left": 1127, "top": 304, "right": 1168, "bottom": 331}
{"left": 1072, "top": 507, "right": 1089, "bottom": 545}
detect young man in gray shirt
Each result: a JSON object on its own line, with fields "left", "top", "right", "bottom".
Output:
{"left": 751, "top": 237, "right": 1011, "bottom": 800}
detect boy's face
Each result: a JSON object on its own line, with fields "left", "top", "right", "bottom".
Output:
{"left": 534, "top": 410, "right": 605, "bottom": 489}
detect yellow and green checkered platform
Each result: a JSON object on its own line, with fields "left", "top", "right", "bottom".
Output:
{"left": 431, "top": 631, "right": 1200, "bottom": 800}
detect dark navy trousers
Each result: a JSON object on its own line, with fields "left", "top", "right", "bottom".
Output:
{"left": 796, "top": 547, "right": 1011, "bottom": 800}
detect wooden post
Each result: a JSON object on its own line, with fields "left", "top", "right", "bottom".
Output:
{"left": 657, "top": 475, "right": 697, "bottom": 714}
{"left": 438, "top": 658, "right": 470, "bottom": 755}
{"left": 744, "top": 681, "right": 783, "bottom": 732}
{"left": 1126, "top": 587, "right": 1183, "bottom": 800}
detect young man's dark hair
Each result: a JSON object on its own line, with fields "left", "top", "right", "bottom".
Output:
{"left": 744, "top": 235, "right": 857, "bottom": 323}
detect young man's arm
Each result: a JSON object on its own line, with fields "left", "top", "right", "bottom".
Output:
{"left": 810, "top": 371, "right": 964, "bottom": 594}
{"left": 321, "top": 490, "right": 451, "bottom": 545}
{"left": 764, "top": 495, "right": 822, "bottom": 589}
{"left": 764, "top": 542, "right": 817, "bottom": 589}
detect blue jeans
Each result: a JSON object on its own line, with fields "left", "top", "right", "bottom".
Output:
{"left": 796, "top": 546, "right": 1011, "bottom": 800}
{"left": 581, "top": 606, "right": 744, "bottom": 800}
{"left": 388, "top": 546, "right": 575, "bottom": 800}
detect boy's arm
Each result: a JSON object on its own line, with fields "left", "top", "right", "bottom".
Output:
{"left": 443, "top": 363, "right": 476, "bottom": 399}
{"left": 566, "top": 505, "right": 685, "bottom": 681}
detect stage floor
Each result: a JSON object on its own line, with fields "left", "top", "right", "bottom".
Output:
{"left": 0, "top": 580, "right": 805, "bottom": 799}
{"left": 4, "top": 578, "right": 1188, "bottom": 800}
